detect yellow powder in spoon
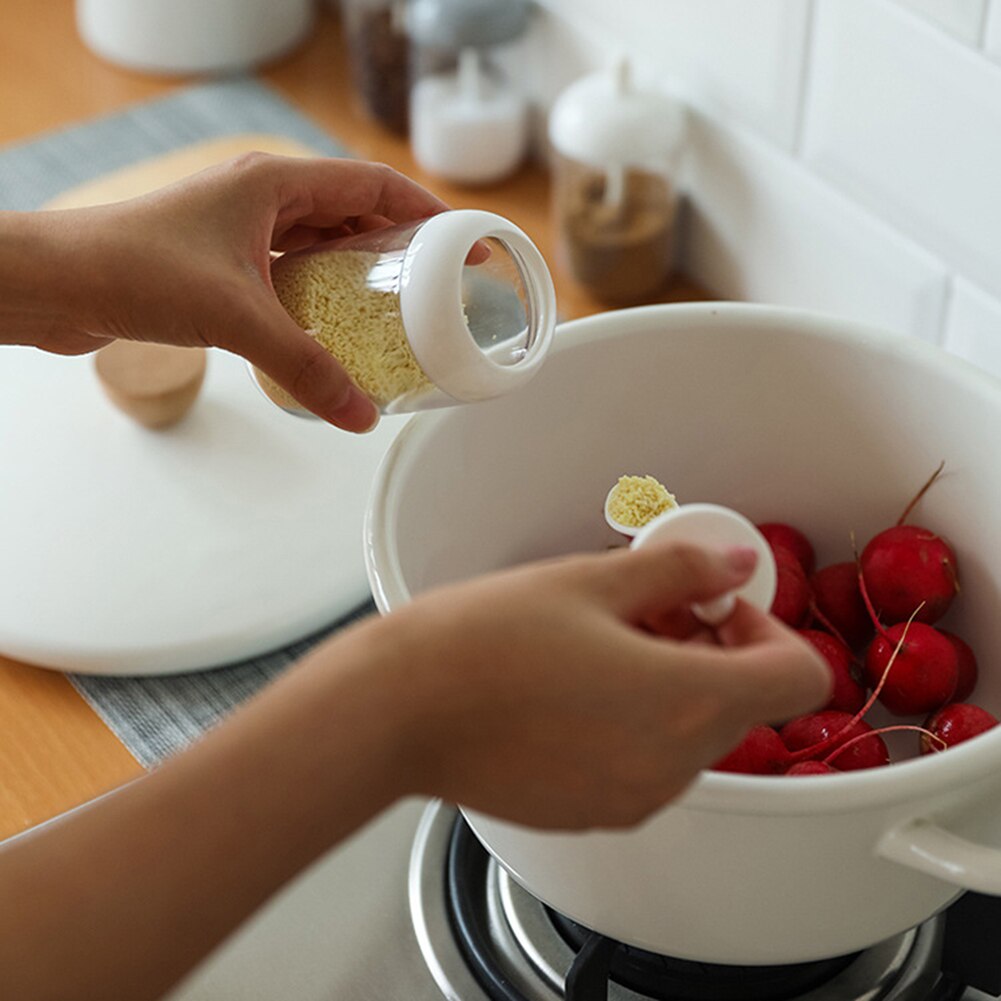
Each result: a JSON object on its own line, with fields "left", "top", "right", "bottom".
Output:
{"left": 607, "top": 474, "right": 678, "bottom": 529}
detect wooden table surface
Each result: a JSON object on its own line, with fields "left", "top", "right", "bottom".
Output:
{"left": 0, "top": 0, "right": 709, "bottom": 841}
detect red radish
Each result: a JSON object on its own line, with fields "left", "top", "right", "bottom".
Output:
{"left": 824, "top": 738, "right": 889, "bottom": 771}
{"left": 857, "top": 563, "right": 959, "bottom": 716}
{"left": 786, "top": 760, "right": 838, "bottom": 776}
{"left": 920, "top": 703, "right": 999, "bottom": 753}
{"left": 834, "top": 723, "right": 943, "bottom": 761}
{"left": 863, "top": 622, "right": 958, "bottom": 716}
{"left": 713, "top": 726, "right": 791, "bottom": 775}
{"left": 771, "top": 546, "right": 812, "bottom": 628}
{"left": 798, "top": 629, "right": 866, "bottom": 713}
{"left": 786, "top": 615, "right": 918, "bottom": 769}
{"left": 758, "top": 523, "right": 816, "bottom": 575}
{"left": 810, "top": 562, "right": 873, "bottom": 650}
{"left": 859, "top": 524, "right": 959, "bottom": 625}
{"left": 780, "top": 711, "right": 889, "bottom": 771}
{"left": 940, "top": 630, "right": 978, "bottom": 702}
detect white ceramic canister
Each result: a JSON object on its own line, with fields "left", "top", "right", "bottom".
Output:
{"left": 252, "top": 209, "right": 557, "bottom": 416}
{"left": 408, "top": 0, "right": 532, "bottom": 185}
{"left": 549, "top": 62, "right": 685, "bottom": 304}
{"left": 76, "top": 0, "right": 315, "bottom": 75}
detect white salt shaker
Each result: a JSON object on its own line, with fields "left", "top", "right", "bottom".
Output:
{"left": 252, "top": 209, "right": 557, "bottom": 416}
{"left": 408, "top": 0, "right": 532, "bottom": 185}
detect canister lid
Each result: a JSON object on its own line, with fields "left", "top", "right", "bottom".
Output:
{"left": 548, "top": 60, "right": 684, "bottom": 168}
{"left": 408, "top": 0, "right": 531, "bottom": 49}
{"left": 631, "top": 504, "right": 777, "bottom": 624}
{"left": 399, "top": 210, "right": 556, "bottom": 403}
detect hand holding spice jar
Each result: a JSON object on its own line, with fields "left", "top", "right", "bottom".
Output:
{"left": 548, "top": 61, "right": 686, "bottom": 305}
{"left": 252, "top": 209, "right": 557, "bottom": 416}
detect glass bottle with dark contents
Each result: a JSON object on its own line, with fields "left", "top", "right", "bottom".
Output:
{"left": 341, "top": 0, "right": 412, "bottom": 135}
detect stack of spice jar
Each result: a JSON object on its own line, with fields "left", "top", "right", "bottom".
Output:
{"left": 341, "top": 0, "right": 532, "bottom": 185}
{"left": 339, "top": 2, "right": 687, "bottom": 305}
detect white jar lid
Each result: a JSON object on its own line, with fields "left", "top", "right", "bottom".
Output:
{"left": 548, "top": 61, "right": 684, "bottom": 169}
{"left": 631, "top": 504, "right": 777, "bottom": 625}
{"left": 399, "top": 210, "right": 556, "bottom": 402}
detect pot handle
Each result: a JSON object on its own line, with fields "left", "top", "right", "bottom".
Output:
{"left": 877, "top": 817, "right": 1001, "bottom": 894}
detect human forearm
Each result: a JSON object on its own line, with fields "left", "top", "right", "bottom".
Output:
{"left": 0, "top": 209, "right": 109, "bottom": 354}
{"left": 0, "top": 616, "right": 414, "bottom": 1001}
{"left": 1, "top": 155, "right": 450, "bottom": 429}
{"left": 0, "top": 544, "right": 829, "bottom": 1001}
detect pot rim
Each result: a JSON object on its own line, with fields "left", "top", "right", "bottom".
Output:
{"left": 364, "top": 300, "right": 1001, "bottom": 818}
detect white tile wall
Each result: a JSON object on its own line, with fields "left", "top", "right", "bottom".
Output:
{"left": 533, "top": 0, "right": 811, "bottom": 149}
{"left": 529, "top": 0, "right": 1001, "bottom": 378}
{"left": 802, "top": 0, "right": 1001, "bottom": 302}
{"left": 891, "top": 0, "right": 988, "bottom": 44}
{"left": 943, "top": 278, "right": 1001, "bottom": 379}
{"left": 984, "top": 0, "right": 1001, "bottom": 58}
{"left": 683, "top": 114, "right": 948, "bottom": 340}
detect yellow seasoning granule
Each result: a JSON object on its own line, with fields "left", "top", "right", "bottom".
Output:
{"left": 607, "top": 474, "right": 678, "bottom": 529}
{"left": 258, "top": 249, "right": 435, "bottom": 410}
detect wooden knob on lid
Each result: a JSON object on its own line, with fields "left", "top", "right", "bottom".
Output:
{"left": 94, "top": 342, "right": 207, "bottom": 429}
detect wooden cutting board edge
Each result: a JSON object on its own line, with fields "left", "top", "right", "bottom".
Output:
{"left": 0, "top": 133, "right": 325, "bottom": 840}
{"left": 43, "top": 132, "right": 321, "bottom": 209}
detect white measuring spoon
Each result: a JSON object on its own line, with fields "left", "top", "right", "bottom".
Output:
{"left": 604, "top": 480, "right": 677, "bottom": 537}
{"left": 629, "top": 503, "right": 777, "bottom": 626}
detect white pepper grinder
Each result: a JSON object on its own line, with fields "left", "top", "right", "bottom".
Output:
{"left": 548, "top": 61, "right": 685, "bottom": 304}
{"left": 408, "top": 0, "right": 532, "bottom": 185}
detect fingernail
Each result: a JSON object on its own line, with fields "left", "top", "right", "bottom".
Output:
{"left": 726, "top": 546, "right": 758, "bottom": 573}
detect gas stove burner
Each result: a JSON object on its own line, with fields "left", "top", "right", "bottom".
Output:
{"left": 408, "top": 802, "right": 984, "bottom": 1001}
{"left": 546, "top": 909, "right": 859, "bottom": 1001}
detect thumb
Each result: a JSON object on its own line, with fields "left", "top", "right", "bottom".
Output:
{"left": 601, "top": 542, "right": 759, "bottom": 621}
{"left": 241, "top": 304, "right": 379, "bottom": 433}
{"left": 715, "top": 602, "right": 833, "bottom": 723}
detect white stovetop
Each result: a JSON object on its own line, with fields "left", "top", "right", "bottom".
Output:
{"left": 167, "top": 799, "right": 444, "bottom": 1001}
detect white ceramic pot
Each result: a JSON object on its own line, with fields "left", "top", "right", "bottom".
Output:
{"left": 76, "top": 0, "right": 315, "bottom": 75}
{"left": 364, "top": 302, "right": 1001, "bottom": 965}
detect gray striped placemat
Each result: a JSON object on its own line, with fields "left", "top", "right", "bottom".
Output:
{"left": 0, "top": 76, "right": 348, "bottom": 209}
{"left": 71, "top": 602, "right": 377, "bottom": 769}
{"left": 1, "top": 78, "right": 377, "bottom": 767}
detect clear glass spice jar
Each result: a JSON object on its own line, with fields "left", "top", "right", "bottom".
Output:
{"left": 548, "top": 62, "right": 685, "bottom": 305}
{"left": 341, "top": 0, "right": 412, "bottom": 135}
{"left": 407, "top": 0, "right": 531, "bottom": 185}
{"left": 252, "top": 209, "right": 557, "bottom": 416}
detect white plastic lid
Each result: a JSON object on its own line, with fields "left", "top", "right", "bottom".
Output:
{"left": 399, "top": 209, "right": 557, "bottom": 402}
{"left": 630, "top": 503, "right": 777, "bottom": 625}
{"left": 548, "top": 61, "right": 684, "bottom": 169}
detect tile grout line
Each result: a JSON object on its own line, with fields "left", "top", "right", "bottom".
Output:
{"left": 791, "top": 0, "right": 818, "bottom": 159}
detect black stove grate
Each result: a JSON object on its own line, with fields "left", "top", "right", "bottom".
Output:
{"left": 443, "top": 815, "right": 989, "bottom": 1001}
{"left": 549, "top": 909, "right": 858, "bottom": 1001}
{"left": 446, "top": 812, "right": 530, "bottom": 1001}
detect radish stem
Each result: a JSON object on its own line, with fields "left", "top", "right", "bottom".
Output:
{"left": 824, "top": 724, "right": 945, "bottom": 766}
{"left": 896, "top": 460, "right": 946, "bottom": 527}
